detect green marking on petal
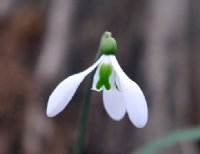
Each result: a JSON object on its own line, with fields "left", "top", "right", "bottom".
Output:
{"left": 115, "top": 82, "right": 119, "bottom": 90}
{"left": 96, "top": 63, "right": 112, "bottom": 90}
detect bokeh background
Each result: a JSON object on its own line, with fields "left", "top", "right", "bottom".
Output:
{"left": 0, "top": 0, "right": 200, "bottom": 154}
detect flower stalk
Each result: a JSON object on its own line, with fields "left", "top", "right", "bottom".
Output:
{"left": 73, "top": 52, "right": 101, "bottom": 154}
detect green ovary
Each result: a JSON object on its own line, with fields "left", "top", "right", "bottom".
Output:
{"left": 96, "top": 64, "right": 112, "bottom": 90}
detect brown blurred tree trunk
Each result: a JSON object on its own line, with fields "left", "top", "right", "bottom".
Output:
{"left": 190, "top": 0, "right": 200, "bottom": 128}
{"left": 0, "top": 0, "right": 12, "bottom": 16}
{"left": 142, "top": 0, "right": 198, "bottom": 153}
{"left": 23, "top": 0, "right": 75, "bottom": 154}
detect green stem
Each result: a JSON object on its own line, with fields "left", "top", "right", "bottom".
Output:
{"left": 73, "top": 51, "right": 101, "bottom": 154}
{"left": 134, "top": 126, "right": 200, "bottom": 154}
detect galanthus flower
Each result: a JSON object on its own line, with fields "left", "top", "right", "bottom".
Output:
{"left": 46, "top": 32, "right": 148, "bottom": 128}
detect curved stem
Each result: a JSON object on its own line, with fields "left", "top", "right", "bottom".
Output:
{"left": 134, "top": 126, "right": 200, "bottom": 154}
{"left": 73, "top": 51, "right": 101, "bottom": 154}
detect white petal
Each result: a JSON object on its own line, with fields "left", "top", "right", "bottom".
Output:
{"left": 46, "top": 56, "right": 104, "bottom": 117}
{"left": 110, "top": 55, "right": 148, "bottom": 128}
{"left": 103, "top": 90, "right": 126, "bottom": 121}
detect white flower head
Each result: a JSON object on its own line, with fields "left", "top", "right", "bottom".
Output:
{"left": 46, "top": 32, "right": 148, "bottom": 128}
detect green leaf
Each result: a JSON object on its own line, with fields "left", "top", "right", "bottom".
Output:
{"left": 133, "top": 126, "right": 200, "bottom": 154}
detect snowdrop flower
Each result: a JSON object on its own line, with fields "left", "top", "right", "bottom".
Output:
{"left": 46, "top": 32, "right": 148, "bottom": 128}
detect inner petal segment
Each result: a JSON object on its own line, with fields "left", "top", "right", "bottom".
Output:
{"left": 96, "top": 63, "right": 112, "bottom": 90}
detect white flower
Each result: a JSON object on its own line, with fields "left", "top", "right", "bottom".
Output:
{"left": 46, "top": 54, "right": 148, "bottom": 128}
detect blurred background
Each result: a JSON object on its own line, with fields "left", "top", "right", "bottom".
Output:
{"left": 0, "top": 0, "right": 200, "bottom": 154}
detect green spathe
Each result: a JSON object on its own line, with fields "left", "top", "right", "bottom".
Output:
{"left": 96, "top": 63, "right": 112, "bottom": 90}
{"left": 100, "top": 31, "right": 117, "bottom": 55}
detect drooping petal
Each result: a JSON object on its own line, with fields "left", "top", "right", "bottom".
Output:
{"left": 103, "top": 89, "right": 126, "bottom": 121}
{"left": 46, "top": 56, "right": 104, "bottom": 117}
{"left": 110, "top": 55, "right": 148, "bottom": 128}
